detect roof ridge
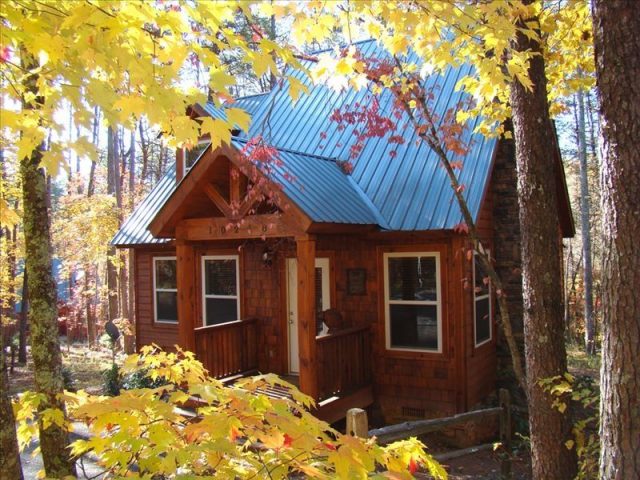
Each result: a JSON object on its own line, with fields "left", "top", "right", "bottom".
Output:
{"left": 232, "top": 137, "right": 340, "bottom": 164}
{"left": 307, "top": 38, "right": 376, "bottom": 56}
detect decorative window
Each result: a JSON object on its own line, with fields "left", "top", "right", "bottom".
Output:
{"left": 185, "top": 141, "right": 210, "bottom": 170}
{"left": 153, "top": 257, "right": 178, "bottom": 324}
{"left": 201, "top": 255, "right": 240, "bottom": 326}
{"left": 383, "top": 252, "right": 442, "bottom": 352}
{"left": 473, "top": 253, "right": 492, "bottom": 347}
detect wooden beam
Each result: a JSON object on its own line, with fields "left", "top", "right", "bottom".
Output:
{"left": 176, "top": 214, "right": 304, "bottom": 241}
{"left": 230, "top": 165, "right": 241, "bottom": 205}
{"left": 203, "top": 182, "right": 233, "bottom": 218}
{"left": 296, "top": 236, "right": 318, "bottom": 399}
{"left": 176, "top": 240, "right": 197, "bottom": 353}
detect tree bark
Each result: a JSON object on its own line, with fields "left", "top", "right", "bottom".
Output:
{"left": 20, "top": 49, "right": 76, "bottom": 478}
{"left": 18, "top": 269, "right": 28, "bottom": 365}
{"left": 106, "top": 127, "right": 119, "bottom": 323}
{"left": 591, "top": 1, "right": 640, "bottom": 478}
{"left": 575, "top": 90, "right": 595, "bottom": 354}
{"left": 0, "top": 325, "right": 23, "bottom": 480}
{"left": 509, "top": 7, "right": 576, "bottom": 479}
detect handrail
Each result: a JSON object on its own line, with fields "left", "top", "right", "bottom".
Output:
{"left": 194, "top": 318, "right": 258, "bottom": 379}
{"left": 369, "top": 406, "right": 503, "bottom": 444}
{"left": 194, "top": 317, "right": 258, "bottom": 333}
{"left": 316, "top": 324, "right": 372, "bottom": 401}
{"left": 315, "top": 324, "right": 370, "bottom": 342}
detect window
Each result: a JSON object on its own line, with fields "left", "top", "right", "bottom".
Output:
{"left": 185, "top": 141, "right": 210, "bottom": 170}
{"left": 383, "top": 252, "right": 442, "bottom": 352}
{"left": 153, "top": 257, "right": 178, "bottom": 324}
{"left": 201, "top": 255, "right": 240, "bottom": 326}
{"left": 473, "top": 253, "right": 492, "bottom": 347}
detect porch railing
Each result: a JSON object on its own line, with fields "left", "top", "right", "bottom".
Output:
{"left": 316, "top": 325, "right": 372, "bottom": 401}
{"left": 194, "top": 318, "right": 258, "bottom": 379}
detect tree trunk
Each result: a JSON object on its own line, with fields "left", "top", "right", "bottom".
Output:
{"left": 18, "top": 269, "right": 28, "bottom": 365}
{"left": 20, "top": 49, "right": 76, "bottom": 478}
{"left": 591, "top": 1, "right": 640, "bottom": 478}
{"left": 84, "top": 264, "right": 96, "bottom": 345}
{"left": 87, "top": 106, "right": 100, "bottom": 198}
{"left": 575, "top": 90, "right": 595, "bottom": 354}
{"left": 21, "top": 149, "right": 76, "bottom": 478}
{"left": 106, "top": 127, "right": 119, "bottom": 323}
{"left": 0, "top": 325, "right": 23, "bottom": 480}
{"left": 138, "top": 118, "right": 149, "bottom": 186}
{"left": 509, "top": 7, "right": 576, "bottom": 479}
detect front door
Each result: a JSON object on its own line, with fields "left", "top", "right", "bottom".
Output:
{"left": 286, "top": 258, "right": 330, "bottom": 374}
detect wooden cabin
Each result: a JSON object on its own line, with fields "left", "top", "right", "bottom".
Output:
{"left": 113, "top": 40, "right": 574, "bottom": 424}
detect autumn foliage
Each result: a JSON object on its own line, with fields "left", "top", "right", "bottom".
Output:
{"left": 13, "top": 346, "right": 447, "bottom": 479}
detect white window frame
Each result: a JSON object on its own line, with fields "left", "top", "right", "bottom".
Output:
{"left": 153, "top": 256, "right": 178, "bottom": 324}
{"left": 383, "top": 251, "right": 442, "bottom": 353}
{"left": 473, "top": 252, "right": 493, "bottom": 347}
{"left": 201, "top": 255, "right": 241, "bottom": 327}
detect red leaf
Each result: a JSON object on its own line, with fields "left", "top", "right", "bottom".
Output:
{"left": 453, "top": 222, "right": 469, "bottom": 234}
{"left": 409, "top": 457, "right": 418, "bottom": 474}
{"left": 0, "top": 46, "right": 10, "bottom": 63}
{"left": 283, "top": 433, "right": 293, "bottom": 448}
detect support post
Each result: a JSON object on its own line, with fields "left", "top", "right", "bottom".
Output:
{"left": 176, "top": 239, "right": 196, "bottom": 352}
{"left": 346, "top": 408, "right": 369, "bottom": 438}
{"left": 296, "top": 235, "right": 318, "bottom": 399}
{"left": 499, "top": 388, "right": 512, "bottom": 480}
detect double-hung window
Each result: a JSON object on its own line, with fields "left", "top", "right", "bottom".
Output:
{"left": 201, "top": 255, "right": 240, "bottom": 326}
{"left": 473, "top": 254, "right": 492, "bottom": 346}
{"left": 384, "top": 252, "right": 442, "bottom": 352}
{"left": 153, "top": 257, "right": 178, "bottom": 324}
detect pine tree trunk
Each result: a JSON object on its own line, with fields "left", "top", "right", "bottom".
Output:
{"left": 575, "top": 90, "right": 595, "bottom": 354}
{"left": 19, "top": 49, "right": 76, "bottom": 478}
{"left": 509, "top": 7, "right": 577, "bottom": 479}
{"left": 0, "top": 327, "right": 23, "bottom": 480}
{"left": 591, "top": 1, "right": 640, "bottom": 477}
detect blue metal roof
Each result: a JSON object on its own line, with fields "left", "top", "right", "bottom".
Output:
{"left": 114, "top": 39, "right": 498, "bottom": 245}
{"left": 111, "top": 166, "right": 176, "bottom": 246}
{"left": 231, "top": 138, "right": 385, "bottom": 226}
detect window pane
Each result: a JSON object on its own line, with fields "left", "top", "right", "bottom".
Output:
{"left": 155, "top": 259, "right": 176, "bottom": 289}
{"left": 156, "top": 291, "right": 178, "bottom": 322}
{"left": 205, "top": 298, "right": 238, "bottom": 325}
{"left": 474, "top": 256, "right": 489, "bottom": 296}
{"left": 186, "top": 143, "right": 209, "bottom": 169}
{"left": 204, "top": 259, "right": 237, "bottom": 296}
{"left": 390, "top": 304, "right": 438, "bottom": 350}
{"left": 475, "top": 297, "right": 491, "bottom": 344}
{"left": 388, "top": 256, "right": 437, "bottom": 301}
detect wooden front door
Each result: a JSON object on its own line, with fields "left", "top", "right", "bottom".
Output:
{"left": 286, "top": 257, "right": 330, "bottom": 374}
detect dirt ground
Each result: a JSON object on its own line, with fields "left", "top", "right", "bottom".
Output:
{"left": 6, "top": 340, "right": 123, "bottom": 396}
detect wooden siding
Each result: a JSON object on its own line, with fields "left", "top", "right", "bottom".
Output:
{"left": 134, "top": 247, "right": 179, "bottom": 351}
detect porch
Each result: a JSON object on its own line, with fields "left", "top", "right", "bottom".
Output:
{"left": 193, "top": 317, "right": 373, "bottom": 423}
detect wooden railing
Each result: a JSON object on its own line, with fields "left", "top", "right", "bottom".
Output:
{"left": 346, "top": 389, "right": 513, "bottom": 478}
{"left": 194, "top": 318, "right": 258, "bottom": 379}
{"left": 316, "top": 325, "right": 372, "bottom": 401}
